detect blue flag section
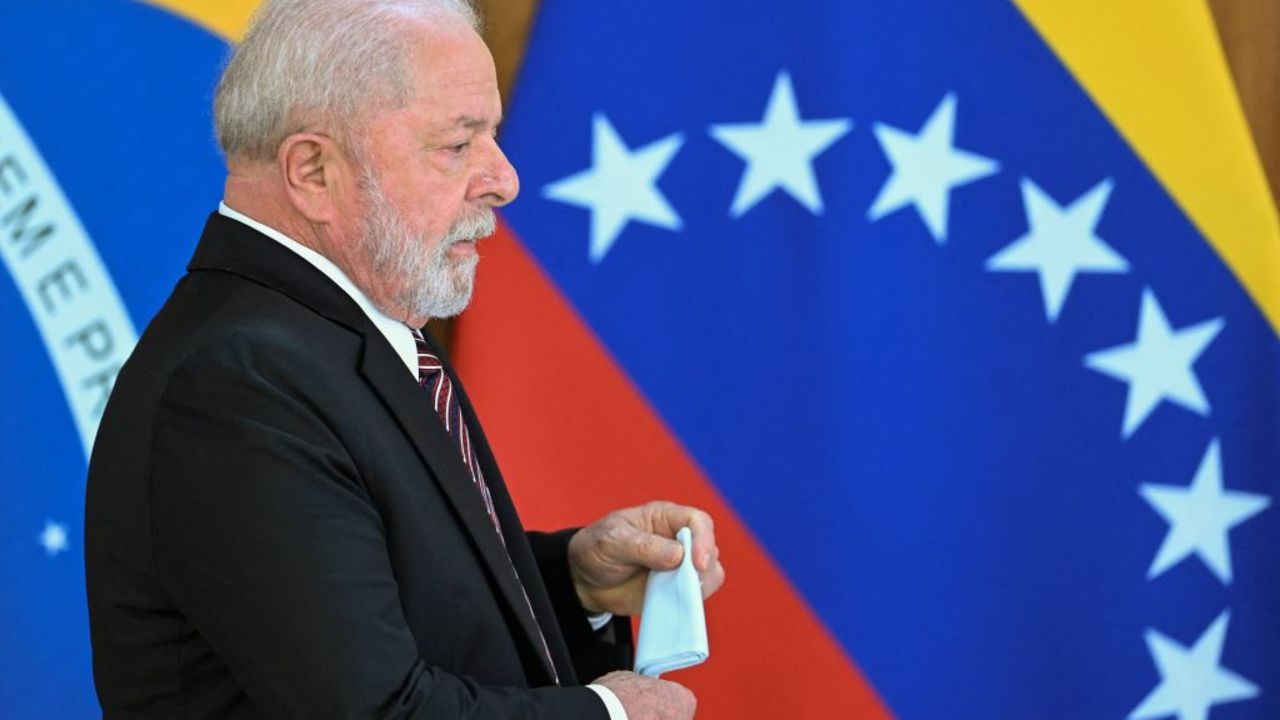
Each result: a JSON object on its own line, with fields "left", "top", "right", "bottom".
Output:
{"left": 498, "top": 1, "right": 1280, "bottom": 718}
{"left": 0, "top": 3, "right": 227, "bottom": 715}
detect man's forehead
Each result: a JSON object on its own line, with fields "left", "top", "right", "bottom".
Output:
{"left": 408, "top": 76, "right": 503, "bottom": 132}
{"left": 407, "top": 23, "right": 498, "bottom": 90}
{"left": 398, "top": 23, "right": 503, "bottom": 134}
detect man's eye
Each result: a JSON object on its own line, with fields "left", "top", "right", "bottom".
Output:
{"left": 447, "top": 141, "right": 471, "bottom": 153}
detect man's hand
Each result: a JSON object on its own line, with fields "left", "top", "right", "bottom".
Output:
{"left": 568, "top": 501, "right": 725, "bottom": 616}
{"left": 595, "top": 671, "right": 696, "bottom": 720}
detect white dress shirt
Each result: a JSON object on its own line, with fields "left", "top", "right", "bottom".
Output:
{"left": 216, "top": 203, "right": 627, "bottom": 720}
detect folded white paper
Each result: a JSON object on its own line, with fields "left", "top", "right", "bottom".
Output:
{"left": 634, "top": 527, "right": 709, "bottom": 677}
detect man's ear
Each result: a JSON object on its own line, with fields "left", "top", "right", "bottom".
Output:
{"left": 278, "top": 132, "right": 349, "bottom": 223}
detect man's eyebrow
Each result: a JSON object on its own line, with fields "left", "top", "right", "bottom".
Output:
{"left": 453, "top": 115, "right": 503, "bottom": 130}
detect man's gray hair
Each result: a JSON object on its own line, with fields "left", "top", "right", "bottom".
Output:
{"left": 214, "top": 0, "right": 481, "bottom": 163}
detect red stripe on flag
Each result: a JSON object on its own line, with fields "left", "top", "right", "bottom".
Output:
{"left": 453, "top": 220, "right": 892, "bottom": 719}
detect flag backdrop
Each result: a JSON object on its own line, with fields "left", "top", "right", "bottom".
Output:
{"left": 0, "top": 1, "right": 1276, "bottom": 718}
{"left": 451, "top": 1, "right": 1280, "bottom": 719}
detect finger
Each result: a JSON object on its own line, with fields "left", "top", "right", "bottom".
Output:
{"left": 610, "top": 522, "right": 683, "bottom": 570}
{"left": 657, "top": 504, "right": 716, "bottom": 572}
{"left": 700, "top": 560, "right": 725, "bottom": 599}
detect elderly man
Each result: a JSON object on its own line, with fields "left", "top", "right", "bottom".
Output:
{"left": 84, "top": 0, "right": 723, "bottom": 717}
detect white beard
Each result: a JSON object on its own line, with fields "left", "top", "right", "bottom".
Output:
{"left": 358, "top": 172, "right": 495, "bottom": 320}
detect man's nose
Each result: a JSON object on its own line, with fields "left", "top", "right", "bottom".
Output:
{"left": 474, "top": 139, "right": 520, "bottom": 207}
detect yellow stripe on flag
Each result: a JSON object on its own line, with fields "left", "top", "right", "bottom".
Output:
{"left": 1014, "top": 0, "right": 1280, "bottom": 336}
{"left": 141, "top": 0, "right": 260, "bottom": 42}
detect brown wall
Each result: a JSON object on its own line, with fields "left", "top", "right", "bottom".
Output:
{"left": 475, "top": 0, "right": 541, "bottom": 106}
{"left": 1209, "top": 0, "right": 1280, "bottom": 210}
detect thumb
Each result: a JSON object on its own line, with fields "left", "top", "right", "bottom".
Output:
{"left": 617, "top": 525, "right": 684, "bottom": 570}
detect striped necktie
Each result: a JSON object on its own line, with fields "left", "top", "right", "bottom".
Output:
{"left": 410, "top": 328, "right": 560, "bottom": 684}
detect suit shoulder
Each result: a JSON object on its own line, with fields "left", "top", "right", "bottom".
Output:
{"left": 141, "top": 270, "right": 361, "bottom": 374}
{"left": 101, "top": 269, "right": 365, "bottom": 440}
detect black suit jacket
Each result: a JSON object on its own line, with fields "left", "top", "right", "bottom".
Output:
{"left": 85, "top": 213, "right": 630, "bottom": 718}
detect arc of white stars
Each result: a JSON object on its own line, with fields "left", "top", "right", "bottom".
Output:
{"left": 1140, "top": 439, "right": 1269, "bottom": 584}
{"left": 709, "top": 70, "right": 852, "bottom": 218}
{"left": 1129, "top": 611, "right": 1259, "bottom": 720}
{"left": 543, "top": 112, "right": 684, "bottom": 264}
{"left": 986, "top": 178, "right": 1130, "bottom": 321}
{"left": 1084, "top": 288, "right": 1224, "bottom": 438}
{"left": 867, "top": 92, "right": 999, "bottom": 244}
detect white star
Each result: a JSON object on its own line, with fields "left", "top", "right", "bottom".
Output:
{"left": 1129, "top": 611, "right": 1259, "bottom": 720}
{"left": 1084, "top": 288, "right": 1223, "bottom": 438}
{"left": 543, "top": 112, "right": 684, "bottom": 264}
{"left": 39, "top": 520, "right": 68, "bottom": 557}
{"left": 987, "top": 178, "right": 1129, "bottom": 321}
{"left": 1140, "top": 439, "right": 1269, "bottom": 583}
{"left": 868, "top": 93, "right": 999, "bottom": 244}
{"left": 709, "top": 71, "right": 852, "bottom": 218}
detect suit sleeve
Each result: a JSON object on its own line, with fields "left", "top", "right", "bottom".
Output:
{"left": 525, "top": 529, "right": 635, "bottom": 681}
{"left": 148, "top": 338, "right": 608, "bottom": 719}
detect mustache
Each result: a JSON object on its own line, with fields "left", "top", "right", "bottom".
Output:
{"left": 442, "top": 209, "right": 497, "bottom": 245}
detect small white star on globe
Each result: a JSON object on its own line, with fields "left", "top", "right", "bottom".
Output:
{"left": 39, "top": 521, "right": 69, "bottom": 557}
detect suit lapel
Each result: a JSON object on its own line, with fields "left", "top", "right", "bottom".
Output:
{"left": 358, "top": 334, "right": 560, "bottom": 684}
{"left": 460, "top": 405, "right": 579, "bottom": 683}
{"left": 425, "top": 334, "right": 580, "bottom": 683}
